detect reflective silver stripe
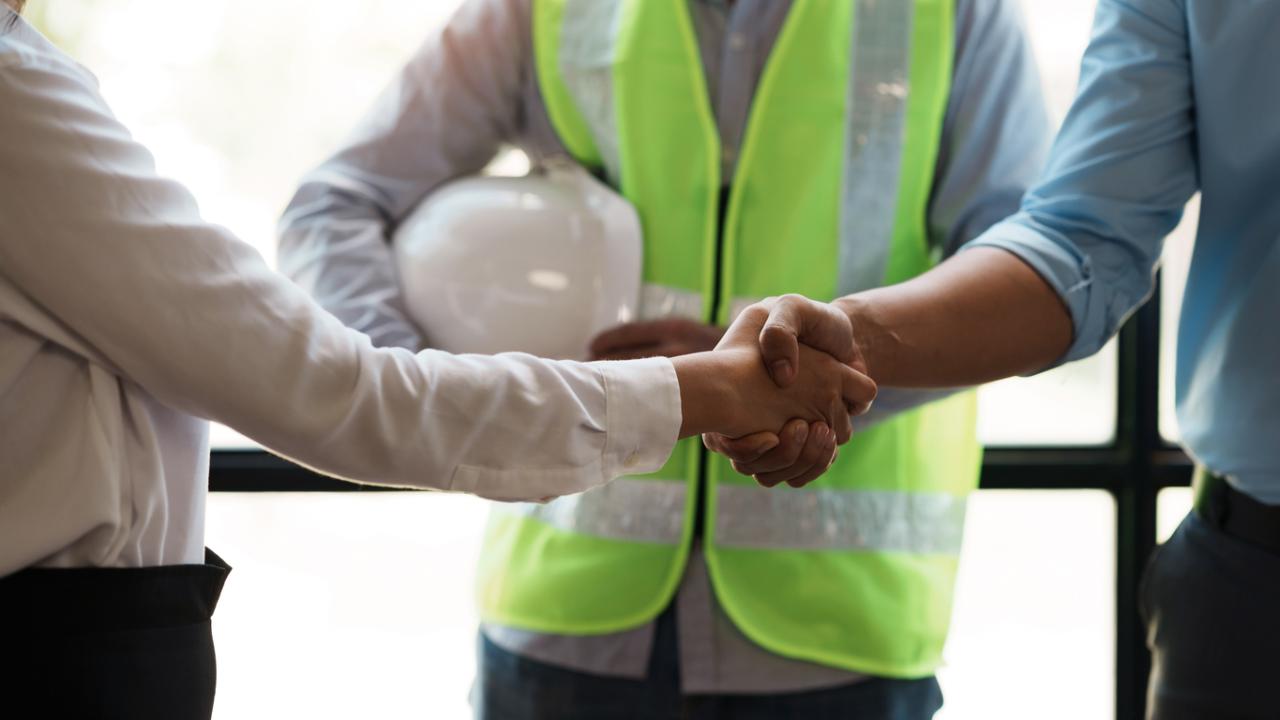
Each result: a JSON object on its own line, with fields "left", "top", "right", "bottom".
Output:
{"left": 499, "top": 477, "right": 687, "bottom": 544}
{"left": 837, "top": 0, "right": 914, "bottom": 295}
{"left": 714, "top": 484, "right": 967, "bottom": 554}
{"left": 559, "top": 0, "right": 627, "bottom": 183}
{"left": 639, "top": 283, "right": 704, "bottom": 321}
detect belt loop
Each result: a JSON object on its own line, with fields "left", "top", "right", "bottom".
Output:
{"left": 1192, "top": 466, "right": 1229, "bottom": 527}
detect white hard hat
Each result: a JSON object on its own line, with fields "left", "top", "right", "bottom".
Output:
{"left": 393, "top": 160, "right": 642, "bottom": 360}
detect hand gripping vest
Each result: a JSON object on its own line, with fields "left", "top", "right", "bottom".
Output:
{"left": 477, "top": 0, "right": 981, "bottom": 678}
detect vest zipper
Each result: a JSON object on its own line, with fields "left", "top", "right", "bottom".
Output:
{"left": 694, "top": 185, "right": 733, "bottom": 541}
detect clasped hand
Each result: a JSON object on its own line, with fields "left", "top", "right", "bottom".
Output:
{"left": 706, "top": 296, "right": 872, "bottom": 487}
{"left": 590, "top": 295, "right": 872, "bottom": 488}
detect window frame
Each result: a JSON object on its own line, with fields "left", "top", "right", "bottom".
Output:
{"left": 209, "top": 275, "right": 1187, "bottom": 720}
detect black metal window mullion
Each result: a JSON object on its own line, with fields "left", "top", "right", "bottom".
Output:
{"left": 1114, "top": 278, "right": 1163, "bottom": 720}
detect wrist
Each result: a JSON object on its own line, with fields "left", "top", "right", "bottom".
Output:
{"left": 670, "top": 352, "right": 733, "bottom": 438}
{"left": 833, "top": 294, "right": 894, "bottom": 382}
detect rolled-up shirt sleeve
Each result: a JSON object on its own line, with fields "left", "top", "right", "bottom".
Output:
{"left": 0, "top": 49, "right": 679, "bottom": 502}
{"left": 962, "top": 0, "right": 1199, "bottom": 366}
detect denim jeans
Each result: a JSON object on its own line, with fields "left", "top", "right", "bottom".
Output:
{"left": 473, "top": 604, "right": 943, "bottom": 720}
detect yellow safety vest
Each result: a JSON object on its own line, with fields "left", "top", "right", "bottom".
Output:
{"left": 478, "top": 0, "right": 980, "bottom": 678}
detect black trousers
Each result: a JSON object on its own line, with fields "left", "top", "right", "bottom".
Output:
{"left": 1141, "top": 512, "right": 1280, "bottom": 719}
{"left": 0, "top": 549, "right": 231, "bottom": 720}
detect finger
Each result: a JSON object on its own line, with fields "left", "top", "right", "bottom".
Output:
{"left": 589, "top": 320, "right": 675, "bottom": 357}
{"left": 702, "top": 431, "right": 780, "bottom": 463}
{"left": 759, "top": 295, "right": 855, "bottom": 387}
{"left": 718, "top": 304, "right": 772, "bottom": 348}
{"left": 757, "top": 320, "right": 800, "bottom": 388}
{"left": 702, "top": 432, "right": 730, "bottom": 454}
{"left": 785, "top": 439, "right": 839, "bottom": 488}
{"left": 840, "top": 364, "right": 878, "bottom": 419}
{"left": 755, "top": 422, "right": 835, "bottom": 488}
{"left": 734, "top": 419, "right": 809, "bottom": 477}
{"left": 830, "top": 393, "right": 854, "bottom": 445}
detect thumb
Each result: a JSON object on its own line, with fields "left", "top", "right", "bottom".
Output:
{"left": 758, "top": 322, "right": 800, "bottom": 387}
{"left": 759, "top": 295, "right": 855, "bottom": 386}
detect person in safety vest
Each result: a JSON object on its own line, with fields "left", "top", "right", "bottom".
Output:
{"left": 278, "top": 0, "right": 1052, "bottom": 717}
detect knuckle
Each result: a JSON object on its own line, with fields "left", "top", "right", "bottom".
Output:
{"left": 714, "top": 438, "right": 739, "bottom": 454}
{"left": 743, "top": 306, "right": 771, "bottom": 325}
{"left": 760, "top": 320, "right": 792, "bottom": 337}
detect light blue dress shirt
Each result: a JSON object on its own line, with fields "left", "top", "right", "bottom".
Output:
{"left": 969, "top": 0, "right": 1280, "bottom": 503}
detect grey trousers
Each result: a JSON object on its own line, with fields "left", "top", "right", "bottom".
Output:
{"left": 1141, "top": 511, "right": 1280, "bottom": 719}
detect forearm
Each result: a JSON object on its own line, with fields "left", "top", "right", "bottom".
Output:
{"left": 278, "top": 190, "right": 425, "bottom": 349}
{"left": 264, "top": 347, "right": 682, "bottom": 499}
{"left": 836, "top": 247, "right": 1072, "bottom": 388}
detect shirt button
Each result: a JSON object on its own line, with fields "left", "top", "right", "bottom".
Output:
{"left": 728, "top": 32, "right": 747, "bottom": 51}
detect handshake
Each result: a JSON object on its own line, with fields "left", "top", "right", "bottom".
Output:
{"left": 604, "top": 295, "right": 875, "bottom": 489}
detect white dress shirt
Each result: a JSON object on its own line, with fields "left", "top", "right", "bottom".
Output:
{"left": 0, "top": 11, "right": 680, "bottom": 578}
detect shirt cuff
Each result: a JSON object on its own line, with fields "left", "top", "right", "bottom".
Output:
{"left": 596, "top": 357, "right": 681, "bottom": 480}
{"left": 961, "top": 216, "right": 1100, "bottom": 369}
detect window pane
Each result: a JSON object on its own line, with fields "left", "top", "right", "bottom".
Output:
{"left": 978, "top": 0, "right": 1116, "bottom": 447}
{"left": 210, "top": 424, "right": 256, "bottom": 450}
{"left": 28, "top": 0, "right": 465, "bottom": 260}
{"left": 1157, "top": 487, "right": 1193, "bottom": 544}
{"left": 938, "top": 490, "right": 1116, "bottom": 720}
{"left": 978, "top": 340, "right": 1117, "bottom": 446}
{"left": 207, "top": 492, "right": 489, "bottom": 720}
{"left": 209, "top": 491, "right": 1116, "bottom": 720}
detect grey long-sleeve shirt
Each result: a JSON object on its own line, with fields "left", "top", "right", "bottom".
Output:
{"left": 278, "top": 0, "right": 1050, "bottom": 693}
